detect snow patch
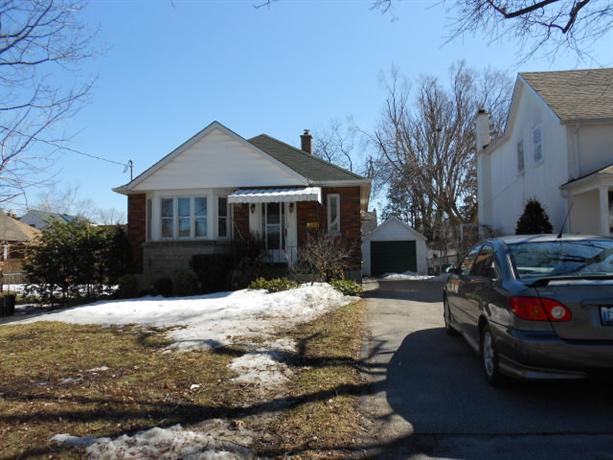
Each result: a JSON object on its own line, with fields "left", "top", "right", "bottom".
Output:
{"left": 15, "top": 283, "right": 352, "bottom": 351}
{"left": 380, "top": 271, "right": 434, "bottom": 281}
{"left": 51, "top": 422, "right": 254, "bottom": 459}
{"left": 86, "top": 366, "right": 110, "bottom": 373}
{"left": 50, "top": 433, "right": 97, "bottom": 448}
{"left": 229, "top": 352, "right": 292, "bottom": 387}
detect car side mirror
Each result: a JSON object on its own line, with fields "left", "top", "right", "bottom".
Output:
{"left": 448, "top": 266, "right": 462, "bottom": 275}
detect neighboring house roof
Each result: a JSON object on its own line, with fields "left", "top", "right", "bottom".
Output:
{"left": 520, "top": 68, "right": 613, "bottom": 122}
{"left": 0, "top": 212, "right": 41, "bottom": 242}
{"left": 561, "top": 162, "right": 613, "bottom": 189}
{"left": 20, "top": 209, "right": 77, "bottom": 225}
{"left": 248, "top": 134, "right": 365, "bottom": 183}
{"left": 364, "top": 216, "right": 427, "bottom": 242}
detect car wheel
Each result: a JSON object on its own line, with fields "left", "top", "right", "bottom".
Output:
{"left": 443, "top": 298, "right": 457, "bottom": 336}
{"left": 481, "top": 326, "right": 504, "bottom": 386}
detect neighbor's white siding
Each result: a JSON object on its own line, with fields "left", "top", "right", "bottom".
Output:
{"left": 569, "top": 189, "right": 600, "bottom": 234}
{"left": 479, "top": 80, "right": 569, "bottom": 235}
{"left": 362, "top": 219, "right": 428, "bottom": 276}
{"left": 572, "top": 124, "right": 613, "bottom": 177}
{"left": 134, "top": 128, "right": 305, "bottom": 191}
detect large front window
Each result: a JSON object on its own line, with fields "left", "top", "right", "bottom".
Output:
{"left": 195, "top": 197, "right": 207, "bottom": 237}
{"left": 178, "top": 197, "right": 191, "bottom": 237}
{"left": 159, "top": 196, "right": 209, "bottom": 239}
{"left": 161, "top": 198, "right": 174, "bottom": 238}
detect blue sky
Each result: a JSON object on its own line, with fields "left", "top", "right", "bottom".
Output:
{"left": 35, "top": 0, "right": 613, "bottom": 217}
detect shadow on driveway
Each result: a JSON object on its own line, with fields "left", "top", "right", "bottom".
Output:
{"left": 362, "top": 279, "right": 613, "bottom": 459}
{"left": 387, "top": 327, "right": 613, "bottom": 435}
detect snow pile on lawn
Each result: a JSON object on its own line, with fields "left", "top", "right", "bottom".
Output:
{"left": 17, "top": 283, "right": 353, "bottom": 350}
{"left": 51, "top": 422, "right": 254, "bottom": 459}
{"left": 381, "top": 271, "right": 434, "bottom": 281}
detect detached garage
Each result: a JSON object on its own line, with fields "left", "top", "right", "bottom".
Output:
{"left": 362, "top": 217, "right": 428, "bottom": 276}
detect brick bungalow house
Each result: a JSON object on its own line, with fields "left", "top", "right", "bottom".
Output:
{"left": 113, "top": 121, "right": 371, "bottom": 282}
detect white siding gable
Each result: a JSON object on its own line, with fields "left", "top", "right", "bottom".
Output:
{"left": 479, "top": 79, "right": 569, "bottom": 234}
{"left": 133, "top": 125, "right": 307, "bottom": 192}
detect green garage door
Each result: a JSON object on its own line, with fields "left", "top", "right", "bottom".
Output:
{"left": 370, "top": 240, "right": 417, "bottom": 276}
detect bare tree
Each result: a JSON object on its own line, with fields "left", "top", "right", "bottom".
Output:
{"left": 373, "top": 0, "right": 613, "bottom": 59}
{"left": 312, "top": 118, "right": 358, "bottom": 172}
{"left": 0, "top": 0, "right": 93, "bottom": 206}
{"left": 33, "top": 183, "right": 127, "bottom": 225}
{"left": 370, "top": 63, "right": 512, "bottom": 248}
{"left": 300, "top": 233, "right": 355, "bottom": 282}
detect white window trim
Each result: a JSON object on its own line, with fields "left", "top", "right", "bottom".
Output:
{"left": 327, "top": 193, "right": 341, "bottom": 234}
{"left": 532, "top": 125, "right": 543, "bottom": 164}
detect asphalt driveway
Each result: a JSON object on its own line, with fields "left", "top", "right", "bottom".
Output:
{"left": 361, "top": 279, "right": 613, "bottom": 459}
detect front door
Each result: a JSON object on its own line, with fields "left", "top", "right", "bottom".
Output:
{"left": 262, "top": 202, "right": 285, "bottom": 262}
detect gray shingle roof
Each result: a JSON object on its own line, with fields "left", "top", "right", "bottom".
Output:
{"left": 248, "top": 134, "right": 366, "bottom": 183}
{"left": 21, "top": 209, "right": 77, "bottom": 224}
{"left": 520, "top": 68, "right": 613, "bottom": 121}
{"left": 0, "top": 213, "right": 40, "bottom": 242}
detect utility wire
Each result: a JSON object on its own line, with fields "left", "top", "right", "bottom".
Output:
{"left": 62, "top": 146, "right": 134, "bottom": 180}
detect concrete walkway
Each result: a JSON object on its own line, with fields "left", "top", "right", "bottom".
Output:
{"left": 360, "top": 279, "right": 613, "bottom": 459}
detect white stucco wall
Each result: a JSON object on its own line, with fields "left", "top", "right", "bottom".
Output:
{"left": 479, "top": 79, "right": 570, "bottom": 235}
{"left": 362, "top": 218, "right": 428, "bottom": 276}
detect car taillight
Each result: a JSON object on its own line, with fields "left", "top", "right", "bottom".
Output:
{"left": 508, "top": 296, "right": 572, "bottom": 322}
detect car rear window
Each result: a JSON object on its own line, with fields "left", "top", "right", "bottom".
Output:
{"left": 508, "top": 239, "right": 613, "bottom": 278}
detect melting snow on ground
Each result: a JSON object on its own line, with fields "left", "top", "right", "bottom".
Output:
{"left": 51, "top": 421, "right": 254, "bottom": 459}
{"left": 16, "top": 283, "right": 354, "bottom": 351}
{"left": 31, "top": 284, "right": 354, "bottom": 456}
{"left": 380, "top": 271, "right": 435, "bottom": 281}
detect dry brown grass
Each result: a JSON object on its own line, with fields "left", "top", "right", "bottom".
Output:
{"left": 258, "top": 300, "right": 368, "bottom": 459}
{"left": 0, "top": 300, "right": 367, "bottom": 459}
{"left": 0, "top": 322, "right": 243, "bottom": 459}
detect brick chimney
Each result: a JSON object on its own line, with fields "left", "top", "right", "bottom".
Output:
{"left": 475, "top": 109, "right": 491, "bottom": 152}
{"left": 300, "top": 129, "right": 312, "bottom": 154}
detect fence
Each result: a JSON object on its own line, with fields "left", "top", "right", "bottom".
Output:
{"left": 1, "top": 259, "right": 26, "bottom": 289}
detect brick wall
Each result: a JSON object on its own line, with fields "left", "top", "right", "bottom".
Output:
{"left": 127, "top": 193, "right": 146, "bottom": 273}
{"left": 297, "top": 186, "right": 362, "bottom": 271}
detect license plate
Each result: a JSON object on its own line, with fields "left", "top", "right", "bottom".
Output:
{"left": 601, "top": 307, "right": 613, "bottom": 326}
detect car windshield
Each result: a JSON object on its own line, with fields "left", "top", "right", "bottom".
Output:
{"left": 508, "top": 239, "right": 613, "bottom": 279}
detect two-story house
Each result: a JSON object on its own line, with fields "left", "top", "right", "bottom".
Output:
{"left": 477, "top": 68, "right": 613, "bottom": 236}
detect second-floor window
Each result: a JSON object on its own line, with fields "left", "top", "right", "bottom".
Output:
{"left": 517, "top": 140, "right": 525, "bottom": 173}
{"left": 533, "top": 126, "right": 543, "bottom": 163}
